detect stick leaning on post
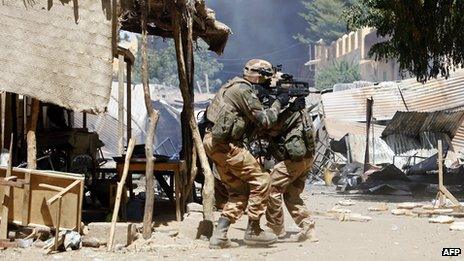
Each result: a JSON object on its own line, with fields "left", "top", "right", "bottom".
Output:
{"left": 108, "top": 138, "right": 136, "bottom": 251}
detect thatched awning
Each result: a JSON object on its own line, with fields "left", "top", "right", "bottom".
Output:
{"left": 119, "top": 0, "right": 231, "bottom": 54}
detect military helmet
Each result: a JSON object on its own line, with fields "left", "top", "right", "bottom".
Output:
{"left": 243, "top": 59, "right": 273, "bottom": 84}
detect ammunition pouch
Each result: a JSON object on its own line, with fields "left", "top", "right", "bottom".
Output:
{"left": 284, "top": 127, "right": 307, "bottom": 161}
{"left": 211, "top": 109, "right": 246, "bottom": 143}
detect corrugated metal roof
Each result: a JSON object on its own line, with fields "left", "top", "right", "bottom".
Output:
{"left": 324, "top": 118, "right": 386, "bottom": 140}
{"left": 382, "top": 111, "right": 464, "bottom": 138}
{"left": 321, "top": 69, "right": 464, "bottom": 152}
{"left": 380, "top": 110, "right": 464, "bottom": 154}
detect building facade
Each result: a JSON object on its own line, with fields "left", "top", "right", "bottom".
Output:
{"left": 307, "top": 27, "right": 402, "bottom": 83}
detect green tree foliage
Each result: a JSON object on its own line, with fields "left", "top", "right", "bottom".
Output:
{"left": 345, "top": 0, "right": 464, "bottom": 82}
{"left": 134, "top": 38, "right": 223, "bottom": 90}
{"left": 315, "top": 60, "right": 361, "bottom": 90}
{"left": 296, "top": 0, "right": 354, "bottom": 44}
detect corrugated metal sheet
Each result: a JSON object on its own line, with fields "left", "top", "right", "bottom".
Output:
{"left": 321, "top": 69, "right": 464, "bottom": 152}
{"left": 382, "top": 111, "right": 464, "bottom": 138}
{"left": 324, "top": 118, "right": 386, "bottom": 140}
{"left": 321, "top": 84, "right": 407, "bottom": 121}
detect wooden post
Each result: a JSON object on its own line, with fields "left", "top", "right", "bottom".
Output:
{"left": 118, "top": 54, "right": 125, "bottom": 155}
{"left": 108, "top": 138, "right": 135, "bottom": 251}
{"left": 170, "top": 1, "right": 215, "bottom": 222}
{"left": 140, "top": 0, "right": 160, "bottom": 240}
{"left": 437, "top": 140, "right": 445, "bottom": 205}
{"left": 23, "top": 99, "right": 39, "bottom": 226}
{"left": 1, "top": 92, "right": 6, "bottom": 149}
{"left": 0, "top": 136, "right": 13, "bottom": 239}
{"left": 364, "top": 98, "right": 373, "bottom": 172}
{"left": 53, "top": 196, "right": 62, "bottom": 251}
{"left": 196, "top": 81, "right": 203, "bottom": 94}
{"left": 435, "top": 140, "right": 462, "bottom": 210}
{"left": 126, "top": 63, "right": 132, "bottom": 146}
{"left": 204, "top": 73, "right": 210, "bottom": 93}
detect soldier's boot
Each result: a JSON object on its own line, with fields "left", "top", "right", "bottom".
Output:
{"left": 209, "top": 217, "right": 235, "bottom": 249}
{"left": 265, "top": 224, "right": 286, "bottom": 239}
{"left": 244, "top": 219, "right": 278, "bottom": 246}
{"left": 290, "top": 219, "right": 318, "bottom": 242}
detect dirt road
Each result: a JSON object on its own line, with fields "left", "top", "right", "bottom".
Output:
{"left": 1, "top": 185, "right": 463, "bottom": 260}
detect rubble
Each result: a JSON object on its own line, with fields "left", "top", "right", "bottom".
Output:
{"left": 397, "top": 203, "right": 423, "bottom": 209}
{"left": 449, "top": 222, "right": 464, "bottom": 231}
{"left": 428, "top": 215, "right": 454, "bottom": 224}
{"left": 368, "top": 203, "right": 389, "bottom": 212}
{"left": 391, "top": 209, "right": 414, "bottom": 216}
{"left": 87, "top": 223, "right": 137, "bottom": 247}
{"left": 338, "top": 213, "right": 372, "bottom": 222}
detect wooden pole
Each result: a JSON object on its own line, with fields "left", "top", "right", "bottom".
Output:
{"left": 108, "top": 138, "right": 135, "bottom": 251}
{"left": 53, "top": 196, "right": 62, "bottom": 252}
{"left": 140, "top": 0, "right": 160, "bottom": 240}
{"left": 1, "top": 92, "right": 6, "bottom": 149}
{"left": 118, "top": 54, "right": 125, "bottom": 155}
{"left": 204, "top": 73, "right": 210, "bottom": 93}
{"left": 170, "top": 1, "right": 214, "bottom": 222}
{"left": 363, "top": 98, "right": 373, "bottom": 172}
{"left": 126, "top": 63, "right": 132, "bottom": 146}
{"left": 0, "top": 135, "right": 13, "bottom": 239}
{"left": 23, "top": 99, "right": 39, "bottom": 225}
{"left": 437, "top": 139, "right": 444, "bottom": 205}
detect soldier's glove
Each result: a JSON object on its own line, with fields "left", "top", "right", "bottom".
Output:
{"left": 276, "top": 92, "right": 290, "bottom": 107}
{"left": 290, "top": 96, "right": 306, "bottom": 111}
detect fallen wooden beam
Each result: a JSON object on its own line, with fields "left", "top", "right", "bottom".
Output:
{"left": 46, "top": 180, "right": 81, "bottom": 206}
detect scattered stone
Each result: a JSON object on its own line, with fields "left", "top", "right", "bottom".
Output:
{"left": 397, "top": 202, "right": 423, "bottom": 209}
{"left": 449, "top": 222, "right": 464, "bottom": 231}
{"left": 186, "top": 203, "right": 204, "bottom": 213}
{"left": 391, "top": 225, "right": 399, "bottom": 231}
{"left": 429, "top": 215, "right": 454, "bottom": 224}
{"left": 391, "top": 209, "right": 413, "bottom": 216}
{"left": 337, "top": 200, "right": 355, "bottom": 206}
{"left": 338, "top": 213, "right": 372, "bottom": 222}
{"left": 64, "top": 231, "right": 82, "bottom": 251}
{"left": 179, "top": 212, "right": 212, "bottom": 240}
{"left": 368, "top": 203, "right": 389, "bottom": 212}
{"left": 87, "top": 222, "right": 136, "bottom": 247}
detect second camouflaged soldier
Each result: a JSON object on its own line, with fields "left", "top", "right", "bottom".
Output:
{"left": 264, "top": 97, "right": 318, "bottom": 242}
{"left": 203, "top": 59, "right": 290, "bottom": 248}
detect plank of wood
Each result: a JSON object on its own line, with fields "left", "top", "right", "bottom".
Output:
{"left": 108, "top": 138, "right": 135, "bottom": 251}
{"left": 46, "top": 180, "right": 81, "bottom": 206}
{"left": 0, "top": 136, "right": 13, "bottom": 239}
{"left": 53, "top": 197, "right": 62, "bottom": 252}
{"left": 38, "top": 183, "right": 65, "bottom": 191}
{"left": 0, "top": 178, "right": 26, "bottom": 188}
{"left": 24, "top": 99, "right": 39, "bottom": 226}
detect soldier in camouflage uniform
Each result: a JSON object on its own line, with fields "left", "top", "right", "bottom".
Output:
{"left": 264, "top": 105, "right": 318, "bottom": 242}
{"left": 204, "top": 59, "right": 290, "bottom": 248}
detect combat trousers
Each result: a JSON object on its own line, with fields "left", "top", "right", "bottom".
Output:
{"left": 203, "top": 131, "right": 271, "bottom": 223}
{"left": 265, "top": 156, "right": 314, "bottom": 231}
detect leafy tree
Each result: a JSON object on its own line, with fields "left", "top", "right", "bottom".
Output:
{"left": 133, "top": 38, "right": 223, "bottom": 90}
{"left": 345, "top": 0, "right": 464, "bottom": 82}
{"left": 315, "top": 60, "right": 361, "bottom": 90}
{"left": 295, "top": 0, "right": 354, "bottom": 44}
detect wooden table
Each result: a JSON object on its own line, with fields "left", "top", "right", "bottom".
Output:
{"left": 115, "top": 158, "right": 186, "bottom": 221}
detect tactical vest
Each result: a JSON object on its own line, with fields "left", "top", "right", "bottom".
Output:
{"left": 206, "top": 77, "right": 252, "bottom": 143}
{"left": 268, "top": 109, "right": 316, "bottom": 161}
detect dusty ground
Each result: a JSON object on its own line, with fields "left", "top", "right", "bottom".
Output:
{"left": 1, "top": 185, "right": 463, "bottom": 261}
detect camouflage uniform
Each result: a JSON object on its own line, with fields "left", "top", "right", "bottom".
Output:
{"left": 203, "top": 77, "right": 282, "bottom": 223}
{"left": 264, "top": 109, "right": 316, "bottom": 233}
